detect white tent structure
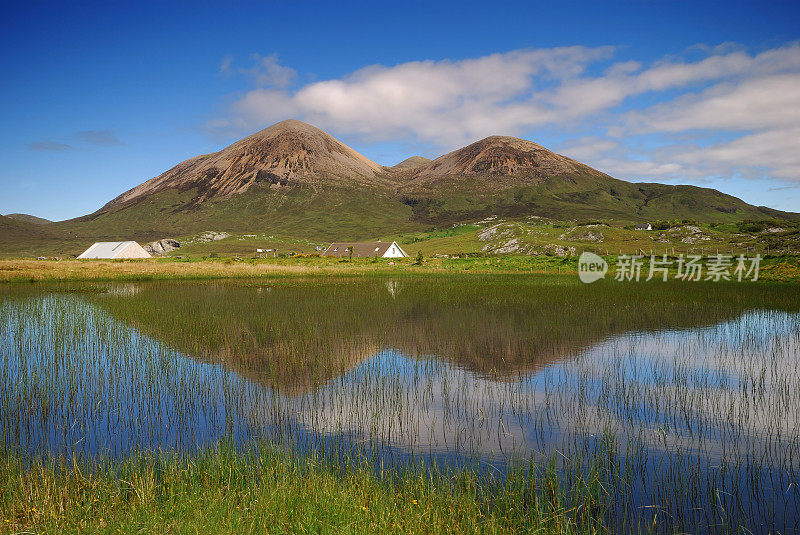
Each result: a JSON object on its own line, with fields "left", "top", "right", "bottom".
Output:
{"left": 77, "top": 241, "right": 151, "bottom": 259}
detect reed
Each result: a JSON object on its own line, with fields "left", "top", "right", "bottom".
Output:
{"left": 0, "top": 442, "right": 613, "bottom": 534}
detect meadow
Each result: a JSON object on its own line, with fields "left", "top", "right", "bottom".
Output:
{"left": 4, "top": 215, "right": 799, "bottom": 261}
{"left": 1, "top": 253, "right": 800, "bottom": 283}
{"left": 1, "top": 276, "right": 799, "bottom": 533}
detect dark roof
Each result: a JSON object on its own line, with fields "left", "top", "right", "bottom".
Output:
{"left": 322, "top": 241, "right": 400, "bottom": 257}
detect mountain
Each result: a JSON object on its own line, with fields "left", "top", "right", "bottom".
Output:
{"left": 392, "top": 156, "right": 431, "bottom": 169}
{"left": 103, "top": 120, "right": 386, "bottom": 211}
{"left": 394, "top": 136, "right": 791, "bottom": 224}
{"left": 60, "top": 120, "right": 410, "bottom": 242}
{"left": 403, "top": 136, "right": 604, "bottom": 184}
{"left": 4, "top": 213, "right": 52, "bottom": 225}
{"left": 38, "top": 120, "right": 800, "bottom": 246}
{"left": 0, "top": 214, "right": 75, "bottom": 258}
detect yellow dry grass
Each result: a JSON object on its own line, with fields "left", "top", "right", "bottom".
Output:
{"left": 0, "top": 259, "right": 381, "bottom": 282}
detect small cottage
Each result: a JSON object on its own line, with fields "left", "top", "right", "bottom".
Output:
{"left": 322, "top": 241, "right": 408, "bottom": 258}
{"left": 634, "top": 223, "right": 653, "bottom": 231}
{"left": 77, "top": 241, "right": 151, "bottom": 259}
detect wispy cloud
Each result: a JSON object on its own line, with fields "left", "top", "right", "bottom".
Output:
{"left": 28, "top": 130, "right": 124, "bottom": 152}
{"left": 75, "top": 129, "right": 124, "bottom": 147}
{"left": 28, "top": 141, "right": 74, "bottom": 151}
{"left": 220, "top": 53, "right": 296, "bottom": 88}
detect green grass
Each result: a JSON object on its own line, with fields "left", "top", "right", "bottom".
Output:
{"left": 0, "top": 443, "right": 610, "bottom": 534}
{"left": 2, "top": 213, "right": 53, "bottom": 225}
{"left": 55, "top": 184, "right": 425, "bottom": 246}
{"left": 2, "top": 254, "right": 799, "bottom": 284}
{"left": 397, "top": 172, "right": 797, "bottom": 226}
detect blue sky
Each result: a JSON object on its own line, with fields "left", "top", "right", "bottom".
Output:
{"left": 2, "top": 0, "right": 799, "bottom": 221}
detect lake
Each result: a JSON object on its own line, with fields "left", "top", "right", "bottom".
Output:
{"left": 1, "top": 276, "right": 798, "bottom": 533}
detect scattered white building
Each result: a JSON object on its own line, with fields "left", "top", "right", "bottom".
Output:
{"left": 634, "top": 223, "right": 653, "bottom": 231}
{"left": 322, "top": 241, "right": 408, "bottom": 258}
{"left": 77, "top": 241, "right": 151, "bottom": 259}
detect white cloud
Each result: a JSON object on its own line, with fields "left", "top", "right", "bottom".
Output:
{"left": 677, "top": 127, "right": 800, "bottom": 180}
{"left": 224, "top": 46, "right": 617, "bottom": 145}
{"left": 221, "top": 53, "right": 297, "bottom": 89}
{"left": 213, "top": 43, "right": 800, "bottom": 186}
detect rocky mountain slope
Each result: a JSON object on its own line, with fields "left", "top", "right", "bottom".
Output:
{"left": 102, "top": 120, "right": 386, "bottom": 211}
{"left": 402, "top": 136, "right": 606, "bottom": 184}
{"left": 391, "top": 135, "right": 788, "bottom": 225}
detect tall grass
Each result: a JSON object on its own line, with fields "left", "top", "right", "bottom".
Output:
{"left": 0, "top": 441, "right": 615, "bottom": 534}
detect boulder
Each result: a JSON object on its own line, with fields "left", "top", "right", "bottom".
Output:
{"left": 145, "top": 239, "right": 181, "bottom": 256}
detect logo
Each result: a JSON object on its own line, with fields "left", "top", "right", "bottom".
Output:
{"left": 578, "top": 252, "right": 608, "bottom": 283}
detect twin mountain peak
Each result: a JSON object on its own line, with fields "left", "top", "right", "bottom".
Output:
{"left": 104, "top": 119, "right": 607, "bottom": 210}
{"left": 91, "top": 119, "right": 790, "bottom": 233}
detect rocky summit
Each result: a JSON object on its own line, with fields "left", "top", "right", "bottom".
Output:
{"left": 102, "top": 120, "right": 386, "bottom": 211}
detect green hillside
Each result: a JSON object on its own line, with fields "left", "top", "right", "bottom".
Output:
{"left": 54, "top": 173, "right": 796, "bottom": 248}
{"left": 57, "top": 183, "right": 423, "bottom": 243}
{"left": 4, "top": 213, "right": 53, "bottom": 225}
{"left": 0, "top": 215, "right": 80, "bottom": 257}
{"left": 397, "top": 173, "right": 791, "bottom": 226}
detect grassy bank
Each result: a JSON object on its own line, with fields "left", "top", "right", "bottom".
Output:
{"left": 0, "top": 256, "right": 578, "bottom": 283}
{"left": 0, "top": 444, "right": 607, "bottom": 534}
{"left": 1, "top": 254, "right": 799, "bottom": 283}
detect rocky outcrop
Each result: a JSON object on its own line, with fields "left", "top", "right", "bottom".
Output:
{"left": 544, "top": 244, "right": 576, "bottom": 257}
{"left": 144, "top": 239, "right": 181, "bottom": 256}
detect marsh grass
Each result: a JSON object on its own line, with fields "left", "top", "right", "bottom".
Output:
{"left": 0, "top": 441, "right": 617, "bottom": 534}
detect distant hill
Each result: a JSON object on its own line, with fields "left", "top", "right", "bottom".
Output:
{"left": 392, "top": 156, "right": 431, "bottom": 169}
{"left": 10, "top": 119, "right": 797, "bottom": 249}
{"left": 0, "top": 214, "right": 77, "bottom": 257}
{"left": 4, "top": 213, "right": 52, "bottom": 225}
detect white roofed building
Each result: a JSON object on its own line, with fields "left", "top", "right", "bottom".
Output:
{"left": 77, "top": 241, "right": 151, "bottom": 259}
{"left": 322, "top": 241, "right": 407, "bottom": 258}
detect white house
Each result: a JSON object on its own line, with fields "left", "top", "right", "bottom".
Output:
{"left": 77, "top": 241, "right": 152, "bottom": 259}
{"left": 322, "top": 241, "right": 408, "bottom": 258}
{"left": 634, "top": 223, "right": 653, "bottom": 231}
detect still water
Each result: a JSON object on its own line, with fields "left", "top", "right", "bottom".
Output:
{"left": 1, "top": 277, "right": 799, "bottom": 533}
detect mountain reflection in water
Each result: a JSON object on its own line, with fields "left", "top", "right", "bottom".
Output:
{"left": 1, "top": 277, "right": 799, "bottom": 533}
